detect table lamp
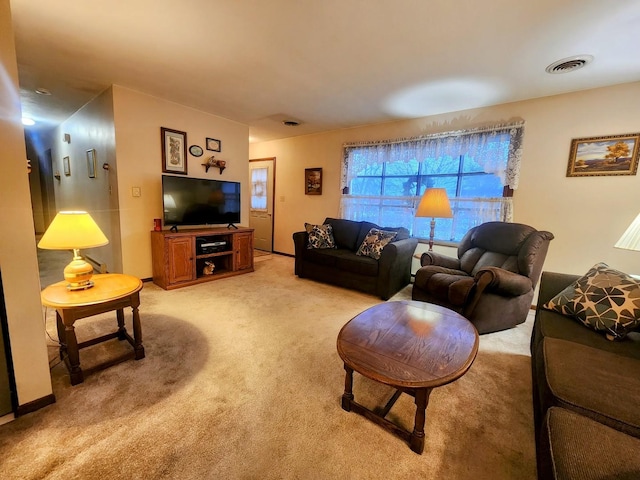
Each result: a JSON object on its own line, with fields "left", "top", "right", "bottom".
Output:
{"left": 615, "top": 212, "right": 640, "bottom": 252}
{"left": 38, "top": 211, "right": 109, "bottom": 290}
{"left": 416, "top": 188, "right": 453, "bottom": 251}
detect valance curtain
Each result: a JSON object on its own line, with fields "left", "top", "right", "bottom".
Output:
{"left": 339, "top": 122, "right": 525, "bottom": 234}
{"left": 341, "top": 121, "right": 524, "bottom": 190}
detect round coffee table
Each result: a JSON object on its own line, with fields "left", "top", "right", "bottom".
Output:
{"left": 337, "top": 300, "right": 479, "bottom": 454}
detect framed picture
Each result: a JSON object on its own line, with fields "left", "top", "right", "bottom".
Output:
{"left": 161, "top": 127, "right": 188, "bottom": 174}
{"left": 206, "top": 137, "right": 221, "bottom": 152}
{"left": 189, "top": 145, "right": 203, "bottom": 157}
{"left": 305, "top": 168, "right": 322, "bottom": 195}
{"left": 63, "top": 156, "right": 71, "bottom": 176}
{"left": 86, "top": 149, "right": 96, "bottom": 178}
{"left": 567, "top": 133, "right": 640, "bottom": 177}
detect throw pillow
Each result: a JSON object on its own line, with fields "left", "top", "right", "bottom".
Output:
{"left": 305, "top": 223, "right": 337, "bottom": 249}
{"left": 543, "top": 262, "right": 640, "bottom": 341}
{"left": 356, "top": 228, "right": 397, "bottom": 260}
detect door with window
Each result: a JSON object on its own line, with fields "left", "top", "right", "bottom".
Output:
{"left": 249, "top": 158, "right": 275, "bottom": 252}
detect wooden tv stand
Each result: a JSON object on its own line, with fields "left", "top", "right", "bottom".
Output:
{"left": 151, "top": 227, "right": 254, "bottom": 290}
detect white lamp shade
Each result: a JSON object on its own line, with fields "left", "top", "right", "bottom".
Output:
{"left": 38, "top": 211, "right": 109, "bottom": 250}
{"left": 416, "top": 188, "right": 453, "bottom": 218}
{"left": 615, "top": 212, "right": 640, "bottom": 251}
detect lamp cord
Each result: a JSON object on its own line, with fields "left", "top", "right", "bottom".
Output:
{"left": 43, "top": 306, "right": 64, "bottom": 370}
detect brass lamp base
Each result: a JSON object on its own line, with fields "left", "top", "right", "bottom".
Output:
{"left": 64, "top": 255, "right": 95, "bottom": 290}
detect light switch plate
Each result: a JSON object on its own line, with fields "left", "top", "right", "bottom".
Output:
{"left": 132, "top": 187, "right": 141, "bottom": 197}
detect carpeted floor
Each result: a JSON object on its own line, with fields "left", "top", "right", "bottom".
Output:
{"left": 0, "top": 255, "right": 536, "bottom": 479}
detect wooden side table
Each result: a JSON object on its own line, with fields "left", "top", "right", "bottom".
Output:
{"left": 41, "top": 273, "right": 145, "bottom": 385}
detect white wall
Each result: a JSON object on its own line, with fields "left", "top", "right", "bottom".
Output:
{"left": 112, "top": 86, "right": 250, "bottom": 279}
{"left": 0, "top": 0, "right": 53, "bottom": 407}
{"left": 51, "top": 87, "right": 121, "bottom": 272}
{"left": 250, "top": 82, "right": 640, "bottom": 277}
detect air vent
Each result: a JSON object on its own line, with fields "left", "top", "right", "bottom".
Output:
{"left": 545, "top": 55, "right": 594, "bottom": 74}
{"left": 282, "top": 120, "right": 300, "bottom": 127}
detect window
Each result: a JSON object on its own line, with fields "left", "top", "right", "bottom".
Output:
{"left": 250, "top": 167, "right": 268, "bottom": 211}
{"left": 340, "top": 123, "right": 524, "bottom": 243}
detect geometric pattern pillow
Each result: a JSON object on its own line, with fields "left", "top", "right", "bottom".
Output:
{"left": 543, "top": 262, "right": 640, "bottom": 341}
{"left": 305, "top": 223, "right": 337, "bottom": 249}
{"left": 355, "top": 228, "right": 397, "bottom": 260}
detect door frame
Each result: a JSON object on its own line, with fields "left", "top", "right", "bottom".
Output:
{"left": 249, "top": 157, "right": 276, "bottom": 252}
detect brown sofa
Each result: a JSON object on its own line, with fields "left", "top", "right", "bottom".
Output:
{"left": 412, "top": 221, "right": 554, "bottom": 334}
{"left": 293, "top": 217, "right": 418, "bottom": 300}
{"left": 531, "top": 271, "right": 640, "bottom": 479}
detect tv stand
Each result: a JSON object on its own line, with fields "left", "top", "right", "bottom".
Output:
{"left": 170, "top": 225, "right": 178, "bottom": 232}
{"left": 151, "top": 227, "right": 254, "bottom": 290}
{"left": 227, "top": 223, "right": 238, "bottom": 230}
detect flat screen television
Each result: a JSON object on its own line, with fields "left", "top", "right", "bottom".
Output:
{"left": 162, "top": 175, "right": 241, "bottom": 228}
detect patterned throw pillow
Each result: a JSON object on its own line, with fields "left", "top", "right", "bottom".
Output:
{"left": 356, "top": 228, "right": 397, "bottom": 260}
{"left": 543, "top": 262, "right": 640, "bottom": 341}
{"left": 305, "top": 223, "right": 337, "bottom": 249}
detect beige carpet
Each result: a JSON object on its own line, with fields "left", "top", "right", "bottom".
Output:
{"left": 0, "top": 255, "right": 536, "bottom": 479}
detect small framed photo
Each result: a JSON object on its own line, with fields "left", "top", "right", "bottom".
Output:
{"left": 161, "top": 127, "right": 188, "bottom": 175}
{"left": 189, "top": 145, "right": 203, "bottom": 157}
{"left": 86, "top": 149, "right": 96, "bottom": 178}
{"left": 305, "top": 168, "right": 322, "bottom": 195}
{"left": 63, "top": 156, "right": 71, "bottom": 176}
{"left": 206, "top": 137, "right": 221, "bottom": 152}
{"left": 567, "top": 133, "right": 640, "bottom": 177}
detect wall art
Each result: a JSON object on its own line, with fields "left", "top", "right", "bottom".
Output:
{"left": 305, "top": 167, "right": 322, "bottom": 195}
{"left": 161, "top": 127, "right": 188, "bottom": 174}
{"left": 206, "top": 137, "right": 221, "bottom": 152}
{"left": 567, "top": 133, "right": 640, "bottom": 177}
{"left": 86, "top": 149, "right": 96, "bottom": 178}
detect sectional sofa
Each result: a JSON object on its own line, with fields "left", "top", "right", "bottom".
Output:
{"left": 531, "top": 270, "right": 640, "bottom": 479}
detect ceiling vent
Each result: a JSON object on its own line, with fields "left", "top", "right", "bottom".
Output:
{"left": 282, "top": 120, "right": 300, "bottom": 127}
{"left": 545, "top": 55, "right": 594, "bottom": 74}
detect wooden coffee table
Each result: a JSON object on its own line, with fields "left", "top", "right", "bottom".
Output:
{"left": 337, "top": 300, "right": 479, "bottom": 454}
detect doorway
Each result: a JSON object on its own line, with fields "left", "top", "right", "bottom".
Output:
{"left": 249, "top": 158, "right": 275, "bottom": 252}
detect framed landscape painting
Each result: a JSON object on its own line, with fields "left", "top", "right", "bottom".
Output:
{"left": 567, "top": 133, "right": 640, "bottom": 177}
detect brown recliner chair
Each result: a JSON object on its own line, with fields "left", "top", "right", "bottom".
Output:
{"left": 412, "top": 222, "right": 554, "bottom": 334}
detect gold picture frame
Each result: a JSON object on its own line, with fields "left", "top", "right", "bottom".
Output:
{"left": 567, "top": 133, "right": 640, "bottom": 177}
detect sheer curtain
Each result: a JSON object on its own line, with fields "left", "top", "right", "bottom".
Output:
{"left": 340, "top": 122, "right": 524, "bottom": 232}
{"left": 251, "top": 167, "right": 268, "bottom": 211}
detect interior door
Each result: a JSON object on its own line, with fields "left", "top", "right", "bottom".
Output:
{"left": 249, "top": 158, "right": 275, "bottom": 252}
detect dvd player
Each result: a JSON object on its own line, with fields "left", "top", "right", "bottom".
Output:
{"left": 198, "top": 239, "right": 228, "bottom": 254}
{"left": 200, "top": 241, "right": 226, "bottom": 247}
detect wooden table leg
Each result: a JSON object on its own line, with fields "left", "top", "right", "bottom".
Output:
{"left": 341, "top": 365, "right": 354, "bottom": 411}
{"left": 410, "top": 388, "right": 431, "bottom": 454}
{"left": 55, "top": 311, "right": 66, "bottom": 360}
{"left": 116, "top": 308, "right": 126, "bottom": 340}
{"left": 131, "top": 298, "right": 145, "bottom": 360}
{"left": 63, "top": 320, "right": 84, "bottom": 385}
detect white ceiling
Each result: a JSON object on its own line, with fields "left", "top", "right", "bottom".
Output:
{"left": 11, "top": 0, "right": 640, "bottom": 143}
